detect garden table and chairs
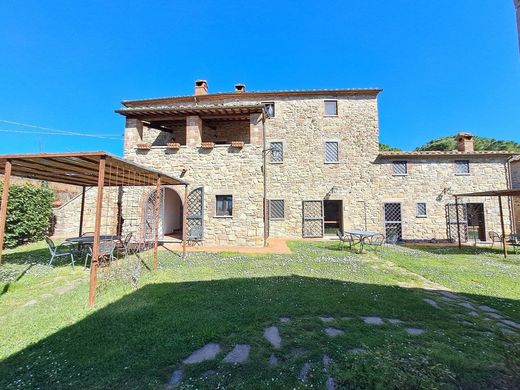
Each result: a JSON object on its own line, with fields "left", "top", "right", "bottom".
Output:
{"left": 337, "top": 229, "right": 384, "bottom": 253}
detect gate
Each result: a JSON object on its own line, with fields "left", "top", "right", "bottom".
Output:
{"left": 446, "top": 203, "right": 468, "bottom": 242}
{"left": 384, "top": 202, "right": 402, "bottom": 243}
{"left": 187, "top": 187, "right": 204, "bottom": 239}
{"left": 144, "top": 188, "right": 164, "bottom": 241}
{"left": 302, "top": 200, "right": 324, "bottom": 238}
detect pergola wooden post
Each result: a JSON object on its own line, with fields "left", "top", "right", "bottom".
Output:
{"left": 78, "top": 186, "right": 86, "bottom": 237}
{"left": 0, "top": 159, "right": 12, "bottom": 266}
{"left": 498, "top": 195, "right": 508, "bottom": 258}
{"left": 182, "top": 184, "right": 188, "bottom": 259}
{"left": 89, "top": 156, "right": 106, "bottom": 307}
{"left": 455, "top": 196, "right": 462, "bottom": 249}
{"left": 153, "top": 175, "right": 161, "bottom": 271}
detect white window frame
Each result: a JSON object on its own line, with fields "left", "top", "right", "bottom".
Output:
{"left": 269, "top": 199, "right": 285, "bottom": 220}
{"left": 455, "top": 160, "right": 470, "bottom": 176}
{"left": 416, "top": 202, "right": 427, "bottom": 218}
{"left": 324, "top": 100, "right": 338, "bottom": 117}
{"left": 324, "top": 140, "right": 339, "bottom": 164}
{"left": 392, "top": 160, "right": 408, "bottom": 176}
{"left": 269, "top": 141, "right": 284, "bottom": 163}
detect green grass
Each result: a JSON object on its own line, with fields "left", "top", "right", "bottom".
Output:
{"left": 0, "top": 241, "right": 519, "bottom": 389}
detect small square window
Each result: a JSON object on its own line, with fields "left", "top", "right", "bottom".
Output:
{"left": 263, "top": 102, "right": 275, "bottom": 118}
{"left": 416, "top": 202, "right": 427, "bottom": 217}
{"left": 270, "top": 142, "right": 283, "bottom": 162}
{"left": 393, "top": 161, "right": 408, "bottom": 175}
{"left": 455, "top": 160, "right": 470, "bottom": 175}
{"left": 325, "top": 141, "right": 339, "bottom": 163}
{"left": 324, "top": 100, "right": 338, "bottom": 116}
{"left": 216, "top": 195, "right": 233, "bottom": 216}
{"left": 269, "top": 200, "right": 285, "bottom": 219}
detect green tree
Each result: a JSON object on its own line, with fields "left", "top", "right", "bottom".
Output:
{"left": 415, "top": 136, "right": 520, "bottom": 152}
{"left": 379, "top": 143, "right": 401, "bottom": 151}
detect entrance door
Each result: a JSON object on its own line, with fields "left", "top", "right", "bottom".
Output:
{"left": 186, "top": 187, "right": 204, "bottom": 239}
{"left": 467, "top": 203, "right": 486, "bottom": 241}
{"left": 323, "top": 200, "right": 343, "bottom": 235}
{"left": 302, "top": 200, "right": 324, "bottom": 238}
{"left": 384, "top": 202, "right": 402, "bottom": 242}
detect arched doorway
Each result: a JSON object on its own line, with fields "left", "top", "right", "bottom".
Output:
{"left": 144, "top": 187, "right": 183, "bottom": 242}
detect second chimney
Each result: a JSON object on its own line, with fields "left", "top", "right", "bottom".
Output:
{"left": 456, "top": 132, "right": 474, "bottom": 152}
{"left": 194, "top": 80, "right": 208, "bottom": 95}
{"left": 234, "top": 83, "right": 246, "bottom": 93}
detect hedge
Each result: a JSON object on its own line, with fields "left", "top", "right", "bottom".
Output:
{"left": 0, "top": 182, "right": 54, "bottom": 248}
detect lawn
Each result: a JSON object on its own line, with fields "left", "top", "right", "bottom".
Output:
{"left": 0, "top": 240, "right": 519, "bottom": 389}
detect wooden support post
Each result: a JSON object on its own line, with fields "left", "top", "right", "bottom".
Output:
{"left": 499, "top": 196, "right": 508, "bottom": 258}
{"left": 455, "top": 196, "right": 462, "bottom": 249}
{"left": 79, "top": 186, "right": 86, "bottom": 237}
{"left": 153, "top": 175, "right": 161, "bottom": 271}
{"left": 182, "top": 184, "right": 188, "bottom": 259}
{"left": 88, "top": 156, "right": 106, "bottom": 307}
{"left": 0, "top": 160, "right": 12, "bottom": 266}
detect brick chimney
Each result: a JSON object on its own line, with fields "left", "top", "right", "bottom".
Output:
{"left": 234, "top": 83, "right": 246, "bottom": 93}
{"left": 194, "top": 80, "right": 208, "bottom": 95}
{"left": 456, "top": 132, "right": 474, "bottom": 152}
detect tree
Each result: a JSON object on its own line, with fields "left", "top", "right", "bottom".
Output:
{"left": 379, "top": 143, "right": 401, "bottom": 151}
{"left": 415, "top": 136, "right": 520, "bottom": 152}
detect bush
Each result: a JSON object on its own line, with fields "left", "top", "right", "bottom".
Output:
{"left": 0, "top": 182, "right": 54, "bottom": 248}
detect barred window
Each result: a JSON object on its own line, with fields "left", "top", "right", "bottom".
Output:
{"left": 325, "top": 141, "right": 339, "bottom": 163}
{"left": 455, "top": 160, "right": 470, "bottom": 175}
{"left": 416, "top": 202, "right": 427, "bottom": 217}
{"left": 324, "top": 100, "right": 338, "bottom": 116}
{"left": 269, "top": 200, "right": 285, "bottom": 219}
{"left": 270, "top": 142, "right": 283, "bottom": 162}
{"left": 216, "top": 195, "right": 233, "bottom": 216}
{"left": 393, "top": 161, "right": 408, "bottom": 175}
{"left": 263, "top": 102, "right": 275, "bottom": 118}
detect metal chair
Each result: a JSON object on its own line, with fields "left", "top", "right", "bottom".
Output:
{"left": 84, "top": 240, "right": 117, "bottom": 269}
{"left": 367, "top": 233, "right": 385, "bottom": 252}
{"left": 45, "top": 237, "right": 81, "bottom": 268}
{"left": 336, "top": 229, "right": 352, "bottom": 250}
{"left": 508, "top": 234, "right": 519, "bottom": 255}
{"left": 187, "top": 225, "right": 203, "bottom": 246}
{"left": 489, "top": 231, "right": 502, "bottom": 248}
{"left": 116, "top": 232, "right": 133, "bottom": 258}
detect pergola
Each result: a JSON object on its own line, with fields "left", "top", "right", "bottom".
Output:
{"left": 453, "top": 189, "right": 520, "bottom": 258}
{"left": 0, "top": 151, "right": 188, "bottom": 306}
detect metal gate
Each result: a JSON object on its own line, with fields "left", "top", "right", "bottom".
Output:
{"left": 144, "top": 188, "right": 164, "bottom": 241}
{"left": 187, "top": 187, "right": 204, "bottom": 239}
{"left": 445, "top": 203, "right": 468, "bottom": 242}
{"left": 384, "top": 202, "right": 402, "bottom": 243}
{"left": 302, "top": 200, "right": 324, "bottom": 238}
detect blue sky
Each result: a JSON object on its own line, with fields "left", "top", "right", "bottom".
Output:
{"left": 1, "top": 0, "right": 519, "bottom": 155}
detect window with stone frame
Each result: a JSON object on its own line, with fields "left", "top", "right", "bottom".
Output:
{"left": 270, "top": 142, "right": 283, "bottom": 163}
{"left": 455, "top": 160, "right": 470, "bottom": 175}
{"left": 324, "top": 100, "right": 338, "bottom": 116}
{"left": 269, "top": 199, "right": 285, "bottom": 220}
{"left": 392, "top": 160, "right": 408, "bottom": 175}
{"left": 416, "top": 202, "right": 427, "bottom": 217}
{"left": 215, "top": 195, "right": 233, "bottom": 216}
{"left": 324, "top": 141, "right": 339, "bottom": 163}
{"left": 263, "top": 102, "right": 275, "bottom": 118}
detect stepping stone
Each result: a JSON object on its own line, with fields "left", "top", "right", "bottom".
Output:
{"left": 279, "top": 317, "right": 291, "bottom": 323}
{"left": 498, "top": 325, "right": 518, "bottom": 335}
{"left": 501, "top": 319, "right": 520, "bottom": 329}
{"left": 424, "top": 298, "right": 439, "bottom": 308}
{"left": 341, "top": 316, "right": 353, "bottom": 321}
{"left": 264, "top": 326, "right": 281, "bottom": 349}
{"left": 485, "top": 312, "right": 503, "bottom": 319}
{"left": 323, "top": 354, "right": 332, "bottom": 370}
{"left": 440, "top": 291, "right": 458, "bottom": 299}
{"left": 298, "top": 362, "right": 311, "bottom": 382}
{"left": 460, "top": 320, "right": 474, "bottom": 326}
{"left": 468, "top": 311, "right": 479, "bottom": 317}
{"left": 324, "top": 327, "right": 345, "bottom": 337}
{"left": 183, "top": 343, "right": 221, "bottom": 364}
{"left": 459, "top": 302, "right": 476, "bottom": 310}
{"left": 326, "top": 377, "right": 336, "bottom": 390}
{"left": 362, "top": 316, "right": 384, "bottom": 325}
{"left": 269, "top": 353, "right": 278, "bottom": 366}
{"left": 223, "top": 344, "right": 250, "bottom": 363}
{"left": 479, "top": 305, "right": 500, "bottom": 313}
{"left": 405, "top": 327, "right": 425, "bottom": 335}
{"left": 320, "top": 316, "right": 334, "bottom": 323}
{"left": 201, "top": 370, "right": 216, "bottom": 379}
{"left": 387, "top": 319, "right": 402, "bottom": 325}
{"left": 167, "top": 369, "right": 183, "bottom": 388}
{"left": 349, "top": 348, "right": 367, "bottom": 354}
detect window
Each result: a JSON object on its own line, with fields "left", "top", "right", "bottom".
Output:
{"left": 269, "top": 200, "right": 285, "bottom": 219}
{"left": 324, "top": 100, "right": 338, "bottom": 116}
{"left": 270, "top": 142, "right": 283, "bottom": 162}
{"left": 215, "top": 195, "right": 233, "bottom": 216}
{"left": 393, "top": 161, "right": 408, "bottom": 175}
{"left": 455, "top": 160, "right": 470, "bottom": 175}
{"left": 416, "top": 202, "right": 427, "bottom": 217}
{"left": 263, "top": 102, "right": 275, "bottom": 118}
{"left": 324, "top": 141, "right": 339, "bottom": 163}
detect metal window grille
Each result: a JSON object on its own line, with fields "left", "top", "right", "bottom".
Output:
{"left": 270, "top": 142, "right": 283, "bottom": 162}
{"left": 216, "top": 195, "right": 233, "bottom": 216}
{"left": 384, "top": 202, "right": 402, "bottom": 242}
{"left": 445, "top": 203, "right": 468, "bottom": 242}
{"left": 269, "top": 200, "right": 285, "bottom": 219}
{"left": 187, "top": 187, "right": 204, "bottom": 239}
{"left": 416, "top": 202, "right": 427, "bottom": 217}
{"left": 324, "top": 100, "right": 338, "bottom": 116}
{"left": 393, "top": 161, "right": 407, "bottom": 175}
{"left": 325, "top": 142, "right": 339, "bottom": 163}
{"left": 302, "top": 200, "right": 324, "bottom": 237}
{"left": 264, "top": 102, "right": 275, "bottom": 118}
{"left": 455, "top": 160, "right": 470, "bottom": 174}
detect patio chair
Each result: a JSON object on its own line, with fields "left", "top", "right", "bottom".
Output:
{"left": 508, "top": 234, "right": 519, "bottom": 255}
{"left": 187, "top": 225, "right": 203, "bottom": 246}
{"left": 489, "top": 231, "right": 502, "bottom": 248}
{"left": 84, "top": 240, "right": 117, "bottom": 269}
{"left": 367, "top": 233, "right": 385, "bottom": 252}
{"left": 116, "top": 232, "right": 133, "bottom": 258}
{"left": 336, "top": 229, "right": 352, "bottom": 250}
{"left": 45, "top": 237, "right": 81, "bottom": 268}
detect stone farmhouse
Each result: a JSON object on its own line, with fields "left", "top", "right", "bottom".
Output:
{"left": 55, "top": 80, "right": 520, "bottom": 246}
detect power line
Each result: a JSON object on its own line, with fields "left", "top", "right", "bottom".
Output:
{"left": 0, "top": 119, "right": 122, "bottom": 140}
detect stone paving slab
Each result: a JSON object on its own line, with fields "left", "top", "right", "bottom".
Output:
{"left": 183, "top": 343, "right": 221, "bottom": 364}
{"left": 264, "top": 326, "right": 281, "bottom": 349}
{"left": 269, "top": 353, "right": 278, "bottom": 366}
{"left": 362, "top": 316, "right": 384, "bottom": 325}
{"left": 479, "top": 305, "right": 501, "bottom": 313}
{"left": 324, "top": 327, "right": 345, "bottom": 337}
{"left": 468, "top": 311, "right": 479, "bottom": 317}
{"left": 279, "top": 317, "right": 291, "bottom": 323}
{"left": 320, "top": 316, "right": 334, "bottom": 323}
{"left": 424, "top": 298, "right": 439, "bottom": 308}
{"left": 298, "top": 362, "right": 311, "bottom": 382}
{"left": 326, "top": 377, "right": 336, "bottom": 390}
{"left": 485, "top": 312, "right": 503, "bottom": 319}
{"left": 501, "top": 319, "right": 520, "bottom": 329}
{"left": 323, "top": 354, "right": 332, "bottom": 370}
{"left": 341, "top": 316, "right": 353, "bottom": 321}
{"left": 387, "top": 319, "right": 402, "bottom": 325}
{"left": 167, "top": 369, "right": 183, "bottom": 388}
{"left": 459, "top": 302, "right": 476, "bottom": 310}
{"left": 405, "top": 327, "right": 425, "bottom": 335}
{"left": 223, "top": 344, "right": 250, "bottom": 363}
{"left": 349, "top": 348, "right": 367, "bottom": 354}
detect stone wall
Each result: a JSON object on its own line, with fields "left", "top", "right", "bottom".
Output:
{"left": 511, "top": 159, "right": 520, "bottom": 233}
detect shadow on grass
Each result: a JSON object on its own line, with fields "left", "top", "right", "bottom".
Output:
{"left": 1, "top": 275, "right": 519, "bottom": 389}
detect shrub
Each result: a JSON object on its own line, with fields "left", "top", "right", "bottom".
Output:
{"left": 0, "top": 182, "right": 54, "bottom": 248}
